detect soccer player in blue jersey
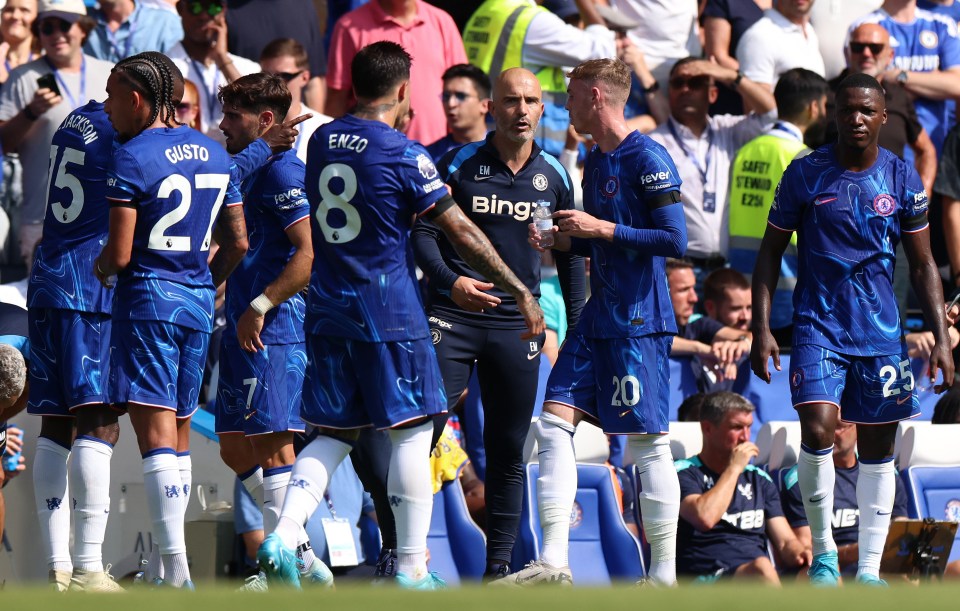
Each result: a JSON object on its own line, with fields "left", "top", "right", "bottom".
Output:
{"left": 95, "top": 51, "right": 248, "bottom": 589}
{"left": 214, "top": 72, "right": 332, "bottom": 591}
{"left": 257, "top": 41, "right": 544, "bottom": 590}
{"left": 27, "top": 100, "right": 122, "bottom": 593}
{"left": 752, "top": 72, "right": 955, "bottom": 586}
{"left": 508, "top": 58, "right": 688, "bottom": 587}
{"left": 412, "top": 67, "right": 586, "bottom": 580}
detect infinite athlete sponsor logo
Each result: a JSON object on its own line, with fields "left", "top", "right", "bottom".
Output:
{"left": 874, "top": 193, "right": 896, "bottom": 216}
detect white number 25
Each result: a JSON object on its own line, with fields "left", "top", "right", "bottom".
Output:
{"left": 879, "top": 359, "right": 915, "bottom": 397}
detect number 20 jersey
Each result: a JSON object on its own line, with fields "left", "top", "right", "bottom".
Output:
{"left": 305, "top": 114, "right": 448, "bottom": 342}
{"left": 106, "top": 126, "right": 242, "bottom": 332}
{"left": 29, "top": 101, "right": 115, "bottom": 314}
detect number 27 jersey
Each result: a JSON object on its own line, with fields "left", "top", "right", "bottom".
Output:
{"left": 106, "top": 127, "right": 242, "bottom": 332}
{"left": 305, "top": 114, "right": 448, "bottom": 342}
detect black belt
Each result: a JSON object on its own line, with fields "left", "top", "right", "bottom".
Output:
{"left": 686, "top": 254, "right": 727, "bottom": 270}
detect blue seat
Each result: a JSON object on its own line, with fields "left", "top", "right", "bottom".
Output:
{"left": 902, "top": 465, "right": 960, "bottom": 564}
{"left": 426, "top": 468, "right": 487, "bottom": 583}
{"left": 512, "top": 463, "right": 644, "bottom": 585}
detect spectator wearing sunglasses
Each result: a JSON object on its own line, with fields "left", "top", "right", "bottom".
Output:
{"left": 0, "top": 0, "right": 113, "bottom": 272}
{"left": 259, "top": 37, "right": 331, "bottom": 164}
{"left": 84, "top": 0, "right": 183, "bottom": 63}
{"left": 166, "top": 0, "right": 259, "bottom": 144}
{"left": 426, "top": 63, "right": 491, "bottom": 162}
{"left": 648, "top": 58, "right": 776, "bottom": 290}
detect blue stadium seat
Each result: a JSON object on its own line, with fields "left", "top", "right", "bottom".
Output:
{"left": 512, "top": 463, "right": 644, "bottom": 585}
{"left": 426, "top": 467, "right": 487, "bottom": 583}
{"left": 902, "top": 465, "right": 960, "bottom": 565}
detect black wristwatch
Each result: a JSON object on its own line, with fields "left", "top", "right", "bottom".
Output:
{"left": 732, "top": 71, "right": 744, "bottom": 89}
{"left": 643, "top": 80, "right": 660, "bottom": 94}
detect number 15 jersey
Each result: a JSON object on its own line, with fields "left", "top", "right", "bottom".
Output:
{"left": 305, "top": 114, "right": 448, "bottom": 342}
{"left": 106, "top": 126, "right": 242, "bottom": 332}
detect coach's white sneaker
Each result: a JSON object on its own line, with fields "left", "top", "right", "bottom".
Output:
{"left": 69, "top": 566, "right": 125, "bottom": 592}
{"left": 489, "top": 561, "right": 572, "bottom": 587}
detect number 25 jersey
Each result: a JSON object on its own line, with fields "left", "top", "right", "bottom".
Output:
{"left": 106, "top": 126, "right": 242, "bottom": 332}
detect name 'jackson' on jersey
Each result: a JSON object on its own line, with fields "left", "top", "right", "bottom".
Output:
{"left": 575, "top": 131, "right": 683, "bottom": 338}
{"left": 105, "top": 127, "right": 243, "bottom": 333}
{"left": 768, "top": 146, "right": 929, "bottom": 356}
{"left": 305, "top": 114, "right": 449, "bottom": 342}
{"left": 29, "top": 101, "right": 116, "bottom": 314}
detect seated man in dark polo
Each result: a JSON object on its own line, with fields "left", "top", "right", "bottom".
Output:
{"left": 780, "top": 419, "right": 909, "bottom": 576}
{"left": 677, "top": 391, "right": 810, "bottom": 583}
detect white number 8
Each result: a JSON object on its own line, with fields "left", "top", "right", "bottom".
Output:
{"left": 879, "top": 359, "right": 915, "bottom": 397}
{"left": 316, "top": 163, "right": 362, "bottom": 244}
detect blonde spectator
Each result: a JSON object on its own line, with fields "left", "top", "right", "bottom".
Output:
{"left": 0, "top": 0, "right": 38, "bottom": 85}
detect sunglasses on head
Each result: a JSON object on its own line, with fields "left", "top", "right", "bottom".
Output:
{"left": 441, "top": 91, "right": 475, "bottom": 103}
{"left": 271, "top": 70, "right": 304, "bottom": 83}
{"left": 668, "top": 75, "right": 711, "bottom": 90}
{"left": 188, "top": 1, "right": 224, "bottom": 17}
{"left": 849, "top": 42, "right": 885, "bottom": 55}
{"left": 39, "top": 18, "right": 71, "bottom": 36}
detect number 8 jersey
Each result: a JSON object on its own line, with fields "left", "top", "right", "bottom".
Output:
{"left": 106, "top": 126, "right": 242, "bottom": 332}
{"left": 305, "top": 114, "right": 448, "bottom": 342}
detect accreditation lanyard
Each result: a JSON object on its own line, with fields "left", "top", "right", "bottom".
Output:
{"left": 104, "top": 15, "right": 137, "bottom": 62}
{"left": 45, "top": 56, "right": 86, "bottom": 110}
{"left": 190, "top": 58, "right": 221, "bottom": 120}
{"left": 667, "top": 119, "right": 714, "bottom": 186}
{"left": 4, "top": 52, "right": 33, "bottom": 74}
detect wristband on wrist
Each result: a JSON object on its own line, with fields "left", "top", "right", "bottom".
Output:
{"left": 250, "top": 293, "right": 275, "bottom": 316}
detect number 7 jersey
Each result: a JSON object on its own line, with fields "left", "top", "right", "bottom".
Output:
{"left": 305, "top": 114, "right": 448, "bottom": 342}
{"left": 106, "top": 126, "right": 242, "bottom": 332}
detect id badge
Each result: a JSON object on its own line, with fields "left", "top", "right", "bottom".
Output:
{"left": 703, "top": 191, "right": 716, "bottom": 213}
{"left": 321, "top": 517, "right": 359, "bottom": 567}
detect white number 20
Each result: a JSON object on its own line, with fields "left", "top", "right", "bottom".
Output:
{"left": 879, "top": 359, "right": 915, "bottom": 397}
{"left": 611, "top": 375, "right": 640, "bottom": 407}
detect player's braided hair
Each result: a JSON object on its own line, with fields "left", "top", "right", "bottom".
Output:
{"left": 113, "top": 52, "right": 183, "bottom": 131}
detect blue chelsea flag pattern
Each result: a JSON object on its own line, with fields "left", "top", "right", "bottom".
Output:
{"left": 29, "top": 101, "right": 116, "bottom": 314}
{"left": 768, "top": 146, "right": 929, "bottom": 356}
{"left": 304, "top": 114, "right": 447, "bottom": 342}
{"left": 576, "top": 131, "right": 682, "bottom": 339}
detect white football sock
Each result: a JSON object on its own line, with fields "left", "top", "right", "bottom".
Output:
{"left": 71, "top": 436, "right": 113, "bottom": 572}
{"left": 142, "top": 449, "right": 189, "bottom": 586}
{"left": 177, "top": 452, "right": 192, "bottom": 514}
{"left": 33, "top": 436, "right": 72, "bottom": 572}
{"left": 798, "top": 444, "right": 838, "bottom": 557}
{"left": 535, "top": 412, "right": 577, "bottom": 569}
{"left": 274, "top": 435, "right": 351, "bottom": 550}
{"left": 629, "top": 434, "right": 680, "bottom": 586}
{"left": 239, "top": 465, "right": 264, "bottom": 507}
{"left": 262, "top": 465, "right": 292, "bottom": 535}
{"left": 856, "top": 459, "right": 896, "bottom": 579}
{"left": 388, "top": 421, "right": 434, "bottom": 581}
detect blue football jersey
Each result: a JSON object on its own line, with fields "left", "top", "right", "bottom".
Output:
{"left": 768, "top": 146, "right": 929, "bottom": 356}
{"left": 106, "top": 127, "right": 242, "bottom": 332}
{"left": 854, "top": 9, "right": 960, "bottom": 150}
{"left": 225, "top": 150, "right": 309, "bottom": 345}
{"left": 676, "top": 457, "right": 783, "bottom": 575}
{"left": 576, "top": 131, "right": 682, "bottom": 339}
{"left": 304, "top": 114, "right": 448, "bottom": 342}
{"left": 28, "top": 101, "right": 115, "bottom": 314}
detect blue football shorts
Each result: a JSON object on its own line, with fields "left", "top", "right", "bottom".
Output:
{"left": 789, "top": 342, "right": 920, "bottom": 424}
{"left": 544, "top": 332, "right": 673, "bottom": 434}
{"left": 109, "top": 320, "right": 209, "bottom": 419}
{"left": 27, "top": 307, "right": 111, "bottom": 416}
{"left": 301, "top": 335, "right": 446, "bottom": 430}
{"left": 215, "top": 340, "right": 306, "bottom": 435}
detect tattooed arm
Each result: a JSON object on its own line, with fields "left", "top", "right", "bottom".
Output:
{"left": 426, "top": 196, "right": 544, "bottom": 339}
{"left": 209, "top": 204, "right": 249, "bottom": 287}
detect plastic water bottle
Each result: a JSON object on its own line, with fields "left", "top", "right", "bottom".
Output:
{"left": 532, "top": 202, "right": 554, "bottom": 248}
{"left": 3, "top": 424, "right": 20, "bottom": 472}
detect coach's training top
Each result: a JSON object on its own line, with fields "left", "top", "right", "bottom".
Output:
{"left": 305, "top": 114, "right": 448, "bottom": 342}
{"left": 781, "top": 461, "right": 908, "bottom": 548}
{"left": 768, "top": 146, "right": 928, "bottom": 356}
{"left": 225, "top": 149, "right": 309, "bottom": 346}
{"left": 30, "top": 101, "right": 115, "bottom": 315}
{"left": 106, "top": 126, "right": 242, "bottom": 333}
{"left": 412, "top": 133, "right": 584, "bottom": 329}
{"left": 676, "top": 456, "right": 783, "bottom": 575}
{"left": 576, "top": 131, "right": 683, "bottom": 339}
